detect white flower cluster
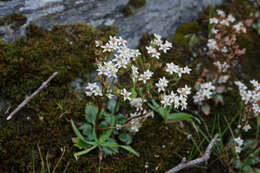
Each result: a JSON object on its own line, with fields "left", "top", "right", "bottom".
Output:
{"left": 234, "top": 136, "right": 244, "bottom": 153}
{"left": 207, "top": 10, "right": 246, "bottom": 52}
{"left": 243, "top": 124, "right": 251, "bottom": 132}
{"left": 85, "top": 83, "right": 103, "bottom": 96}
{"left": 165, "top": 63, "right": 191, "bottom": 77}
{"left": 129, "top": 109, "right": 154, "bottom": 132}
{"left": 193, "top": 82, "right": 216, "bottom": 103}
{"left": 96, "top": 36, "right": 141, "bottom": 79}
{"left": 213, "top": 61, "right": 230, "bottom": 73}
{"left": 160, "top": 85, "right": 191, "bottom": 110}
{"left": 207, "top": 39, "right": 219, "bottom": 51}
{"left": 145, "top": 34, "right": 173, "bottom": 59}
{"left": 235, "top": 80, "right": 260, "bottom": 116}
{"left": 130, "top": 97, "right": 146, "bottom": 111}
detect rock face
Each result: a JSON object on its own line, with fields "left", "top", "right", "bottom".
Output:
{"left": 0, "top": 0, "right": 223, "bottom": 47}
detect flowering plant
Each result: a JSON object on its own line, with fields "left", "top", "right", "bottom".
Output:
{"left": 71, "top": 33, "right": 197, "bottom": 161}
{"left": 193, "top": 10, "right": 248, "bottom": 115}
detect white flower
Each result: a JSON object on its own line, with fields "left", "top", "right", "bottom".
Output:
{"left": 131, "top": 65, "right": 139, "bottom": 81}
{"left": 153, "top": 33, "right": 163, "bottom": 46}
{"left": 159, "top": 40, "right": 172, "bottom": 53}
{"left": 85, "top": 83, "right": 103, "bottom": 97}
{"left": 101, "top": 43, "right": 113, "bottom": 52}
{"left": 213, "top": 61, "right": 230, "bottom": 73}
{"left": 211, "top": 28, "right": 219, "bottom": 34}
{"left": 95, "top": 40, "right": 101, "bottom": 47}
{"left": 216, "top": 9, "right": 226, "bottom": 17}
{"left": 117, "top": 36, "right": 127, "bottom": 46}
{"left": 177, "top": 85, "right": 191, "bottom": 98}
{"left": 179, "top": 96, "right": 188, "bottom": 110}
{"left": 155, "top": 77, "right": 169, "bottom": 93}
{"left": 151, "top": 50, "right": 161, "bottom": 59}
{"left": 220, "top": 19, "right": 230, "bottom": 26}
{"left": 227, "top": 14, "right": 236, "bottom": 23}
{"left": 86, "top": 83, "right": 98, "bottom": 91}
{"left": 193, "top": 82, "right": 215, "bottom": 103}
{"left": 161, "top": 95, "right": 172, "bottom": 107}
{"left": 250, "top": 80, "right": 260, "bottom": 90}
{"left": 138, "top": 69, "right": 153, "bottom": 84}
{"left": 181, "top": 66, "right": 192, "bottom": 74}
{"left": 242, "top": 124, "right": 251, "bottom": 132}
{"left": 106, "top": 93, "right": 114, "bottom": 99}
{"left": 209, "top": 17, "right": 219, "bottom": 24}
{"left": 130, "top": 98, "right": 143, "bottom": 111}
{"left": 94, "top": 88, "right": 103, "bottom": 96}
{"left": 234, "top": 137, "right": 244, "bottom": 146}
{"left": 207, "top": 39, "right": 219, "bottom": 51}
{"left": 146, "top": 46, "right": 156, "bottom": 54}
{"left": 132, "top": 49, "right": 141, "bottom": 59}
{"left": 121, "top": 88, "right": 131, "bottom": 101}
{"left": 97, "top": 64, "right": 107, "bottom": 76}
{"left": 252, "top": 103, "right": 260, "bottom": 116}
{"left": 166, "top": 63, "right": 179, "bottom": 75}
{"left": 235, "top": 146, "right": 242, "bottom": 153}
{"left": 233, "top": 22, "right": 246, "bottom": 33}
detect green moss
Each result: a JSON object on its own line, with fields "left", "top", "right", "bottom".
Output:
{"left": 122, "top": 4, "right": 134, "bottom": 17}
{"left": 128, "top": 0, "right": 146, "bottom": 8}
{"left": 0, "top": 22, "right": 118, "bottom": 172}
{"left": 123, "top": 0, "right": 146, "bottom": 16}
{"left": 172, "top": 21, "right": 201, "bottom": 47}
{"left": 0, "top": 13, "right": 27, "bottom": 28}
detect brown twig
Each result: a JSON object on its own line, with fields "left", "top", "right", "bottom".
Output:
{"left": 6, "top": 72, "right": 58, "bottom": 120}
{"left": 165, "top": 134, "right": 219, "bottom": 173}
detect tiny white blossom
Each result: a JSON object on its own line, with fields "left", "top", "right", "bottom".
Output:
{"left": 227, "top": 14, "right": 236, "bottom": 23}
{"left": 155, "top": 77, "right": 169, "bottom": 93}
{"left": 242, "top": 124, "right": 251, "bottom": 132}
{"left": 209, "top": 17, "right": 219, "bottom": 24}
{"left": 138, "top": 69, "right": 153, "bottom": 84}
{"left": 234, "top": 137, "right": 244, "bottom": 146}
{"left": 216, "top": 9, "right": 226, "bottom": 17}
{"left": 235, "top": 146, "right": 242, "bottom": 153}
{"left": 207, "top": 39, "right": 219, "bottom": 51}
{"left": 121, "top": 88, "right": 131, "bottom": 101}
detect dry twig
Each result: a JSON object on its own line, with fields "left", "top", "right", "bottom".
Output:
{"left": 165, "top": 134, "right": 219, "bottom": 173}
{"left": 6, "top": 72, "right": 58, "bottom": 120}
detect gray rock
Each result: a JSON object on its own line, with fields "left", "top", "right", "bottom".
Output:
{"left": 0, "top": 0, "right": 223, "bottom": 47}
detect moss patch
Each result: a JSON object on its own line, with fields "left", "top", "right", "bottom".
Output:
{"left": 172, "top": 21, "right": 201, "bottom": 47}
{"left": 123, "top": 0, "right": 146, "bottom": 16}
{"left": 0, "top": 23, "right": 118, "bottom": 172}
{"left": 0, "top": 13, "right": 27, "bottom": 28}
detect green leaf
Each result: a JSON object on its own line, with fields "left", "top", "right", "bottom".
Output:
{"left": 101, "top": 139, "right": 119, "bottom": 155}
{"left": 85, "top": 104, "right": 98, "bottom": 125}
{"left": 73, "top": 138, "right": 92, "bottom": 149}
{"left": 130, "top": 88, "right": 137, "bottom": 98}
{"left": 119, "top": 145, "right": 140, "bottom": 157}
{"left": 167, "top": 112, "right": 193, "bottom": 122}
{"left": 102, "top": 142, "right": 119, "bottom": 148}
{"left": 107, "top": 99, "right": 117, "bottom": 113}
{"left": 71, "top": 120, "right": 95, "bottom": 145}
{"left": 74, "top": 145, "right": 97, "bottom": 160}
{"left": 119, "top": 133, "right": 133, "bottom": 144}
{"left": 79, "top": 124, "right": 93, "bottom": 136}
{"left": 148, "top": 100, "right": 165, "bottom": 118}
{"left": 99, "top": 114, "right": 115, "bottom": 143}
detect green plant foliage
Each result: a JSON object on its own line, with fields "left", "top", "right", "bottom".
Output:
{"left": 71, "top": 102, "right": 139, "bottom": 158}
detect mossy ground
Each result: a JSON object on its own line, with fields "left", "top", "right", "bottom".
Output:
{"left": 0, "top": 0, "right": 259, "bottom": 172}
